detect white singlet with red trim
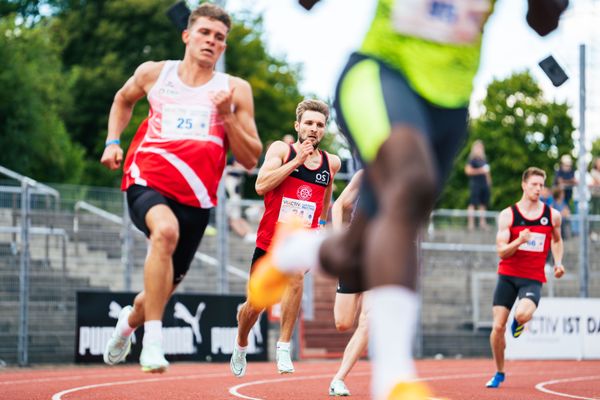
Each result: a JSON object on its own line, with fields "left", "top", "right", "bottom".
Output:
{"left": 122, "top": 60, "right": 229, "bottom": 208}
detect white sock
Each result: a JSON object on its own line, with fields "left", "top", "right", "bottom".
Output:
{"left": 272, "top": 230, "right": 327, "bottom": 273}
{"left": 367, "top": 286, "right": 418, "bottom": 399}
{"left": 276, "top": 341, "right": 291, "bottom": 351}
{"left": 116, "top": 309, "right": 135, "bottom": 338}
{"left": 235, "top": 343, "right": 247, "bottom": 353}
{"left": 143, "top": 320, "right": 163, "bottom": 347}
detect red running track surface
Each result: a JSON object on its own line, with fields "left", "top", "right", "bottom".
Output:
{"left": 1, "top": 359, "right": 599, "bottom": 399}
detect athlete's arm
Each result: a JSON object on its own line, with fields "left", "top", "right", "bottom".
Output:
{"left": 319, "top": 154, "right": 342, "bottom": 223}
{"left": 331, "top": 169, "right": 363, "bottom": 231}
{"left": 101, "top": 61, "right": 163, "bottom": 170}
{"left": 255, "top": 141, "right": 298, "bottom": 196}
{"left": 496, "top": 208, "right": 530, "bottom": 259}
{"left": 550, "top": 208, "right": 565, "bottom": 278}
{"left": 217, "top": 77, "right": 262, "bottom": 170}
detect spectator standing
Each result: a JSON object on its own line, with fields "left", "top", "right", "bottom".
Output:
{"left": 553, "top": 154, "right": 576, "bottom": 206}
{"left": 589, "top": 157, "right": 600, "bottom": 215}
{"left": 465, "top": 140, "right": 491, "bottom": 230}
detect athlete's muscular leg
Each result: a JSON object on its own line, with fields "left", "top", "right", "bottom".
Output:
{"left": 490, "top": 306, "right": 510, "bottom": 373}
{"left": 128, "top": 284, "right": 179, "bottom": 328}
{"left": 236, "top": 301, "right": 262, "bottom": 347}
{"left": 334, "top": 292, "right": 362, "bottom": 332}
{"left": 514, "top": 298, "right": 537, "bottom": 326}
{"left": 319, "top": 213, "right": 367, "bottom": 289}
{"left": 143, "top": 205, "right": 179, "bottom": 321}
{"left": 279, "top": 273, "right": 304, "bottom": 342}
{"left": 364, "top": 126, "right": 436, "bottom": 290}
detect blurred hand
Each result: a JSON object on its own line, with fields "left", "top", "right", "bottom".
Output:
{"left": 554, "top": 264, "right": 565, "bottom": 279}
{"left": 294, "top": 141, "right": 314, "bottom": 166}
{"left": 299, "top": 0, "right": 321, "bottom": 10}
{"left": 518, "top": 228, "right": 532, "bottom": 244}
{"left": 210, "top": 87, "right": 235, "bottom": 117}
{"left": 100, "top": 144, "right": 123, "bottom": 170}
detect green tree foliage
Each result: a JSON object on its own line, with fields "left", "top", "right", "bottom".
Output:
{"left": 439, "top": 71, "right": 575, "bottom": 210}
{"left": 225, "top": 12, "right": 304, "bottom": 145}
{"left": 0, "top": 0, "right": 66, "bottom": 19}
{"left": 49, "top": 0, "right": 185, "bottom": 185}
{"left": 0, "top": 16, "right": 85, "bottom": 183}
{"left": 590, "top": 138, "right": 600, "bottom": 160}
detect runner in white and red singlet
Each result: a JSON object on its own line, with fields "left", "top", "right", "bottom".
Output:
{"left": 486, "top": 167, "right": 565, "bottom": 389}
{"left": 100, "top": 3, "right": 262, "bottom": 373}
{"left": 230, "top": 99, "right": 341, "bottom": 378}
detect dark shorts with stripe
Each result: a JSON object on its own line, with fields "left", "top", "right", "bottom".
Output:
{"left": 249, "top": 247, "right": 267, "bottom": 275}
{"left": 493, "top": 273, "right": 543, "bottom": 309}
{"left": 334, "top": 52, "right": 469, "bottom": 216}
{"left": 126, "top": 184, "right": 210, "bottom": 284}
{"left": 336, "top": 276, "right": 363, "bottom": 294}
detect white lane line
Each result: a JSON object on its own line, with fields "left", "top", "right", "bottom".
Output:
{"left": 51, "top": 372, "right": 234, "bottom": 400}
{"left": 535, "top": 375, "right": 600, "bottom": 400}
{"left": 229, "top": 372, "right": 370, "bottom": 400}
{"left": 50, "top": 367, "right": 338, "bottom": 400}
{"left": 229, "top": 371, "right": 492, "bottom": 400}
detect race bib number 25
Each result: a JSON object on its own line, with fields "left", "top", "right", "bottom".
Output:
{"left": 392, "top": 0, "right": 492, "bottom": 44}
{"left": 161, "top": 104, "right": 211, "bottom": 138}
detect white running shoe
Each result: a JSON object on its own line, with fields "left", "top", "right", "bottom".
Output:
{"left": 103, "top": 305, "right": 133, "bottom": 365}
{"left": 140, "top": 342, "right": 169, "bottom": 373}
{"left": 230, "top": 346, "right": 247, "bottom": 377}
{"left": 276, "top": 347, "right": 295, "bottom": 374}
{"left": 329, "top": 379, "right": 351, "bottom": 396}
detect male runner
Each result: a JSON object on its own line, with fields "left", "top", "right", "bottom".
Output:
{"left": 249, "top": 0, "right": 568, "bottom": 398}
{"left": 486, "top": 167, "right": 565, "bottom": 388}
{"left": 231, "top": 99, "right": 340, "bottom": 377}
{"left": 328, "top": 170, "right": 369, "bottom": 397}
{"left": 100, "top": 3, "right": 262, "bottom": 372}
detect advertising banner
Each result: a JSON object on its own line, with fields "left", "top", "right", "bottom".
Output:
{"left": 505, "top": 298, "right": 600, "bottom": 360}
{"left": 76, "top": 291, "right": 268, "bottom": 363}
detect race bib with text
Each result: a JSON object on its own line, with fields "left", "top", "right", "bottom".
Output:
{"left": 278, "top": 197, "right": 317, "bottom": 227}
{"left": 518, "top": 232, "right": 546, "bottom": 253}
{"left": 161, "top": 104, "right": 211, "bottom": 138}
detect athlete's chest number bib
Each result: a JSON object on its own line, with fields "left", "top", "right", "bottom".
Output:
{"left": 392, "top": 0, "right": 491, "bottom": 44}
{"left": 162, "top": 104, "right": 211, "bottom": 138}
{"left": 278, "top": 197, "right": 317, "bottom": 227}
{"left": 518, "top": 232, "right": 546, "bottom": 253}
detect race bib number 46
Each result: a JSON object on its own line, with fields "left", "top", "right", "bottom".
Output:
{"left": 162, "top": 104, "right": 211, "bottom": 138}
{"left": 518, "top": 232, "right": 546, "bottom": 253}
{"left": 392, "top": 0, "right": 491, "bottom": 44}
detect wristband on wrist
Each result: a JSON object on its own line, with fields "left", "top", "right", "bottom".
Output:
{"left": 105, "top": 139, "right": 120, "bottom": 147}
{"left": 319, "top": 219, "right": 327, "bottom": 226}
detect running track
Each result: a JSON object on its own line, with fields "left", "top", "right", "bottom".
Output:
{"left": 1, "top": 359, "right": 599, "bottom": 399}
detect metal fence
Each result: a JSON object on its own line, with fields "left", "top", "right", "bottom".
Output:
{"left": 1, "top": 165, "right": 599, "bottom": 364}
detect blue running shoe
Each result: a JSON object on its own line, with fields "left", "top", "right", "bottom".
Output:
{"left": 511, "top": 318, "right": 524, "bottom": 338}
{"left": 486, "top": 372, "right": 505, "bottom": 388}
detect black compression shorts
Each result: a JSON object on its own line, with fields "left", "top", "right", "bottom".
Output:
{"left": 493, "top": 274, "right": 543, "bottom": 309}
{"left": 126, "top": 184, "right": 210, "bottom": 284}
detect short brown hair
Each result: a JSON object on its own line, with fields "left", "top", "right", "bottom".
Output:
{"left": 522, "top": 167, "right": 546, "bottom": 182}
{"left": 188, "top": 3, "right": 231, "bottom": 31}
{"left": 296, "top": 99, "right": 329, "bottom": 123}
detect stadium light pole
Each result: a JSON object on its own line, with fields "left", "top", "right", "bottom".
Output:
{"left": 577, "top": 43, "right": 589, "bottom": 298}
{"left": 211, "top": 0, "right": 229, "bottom": 294}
